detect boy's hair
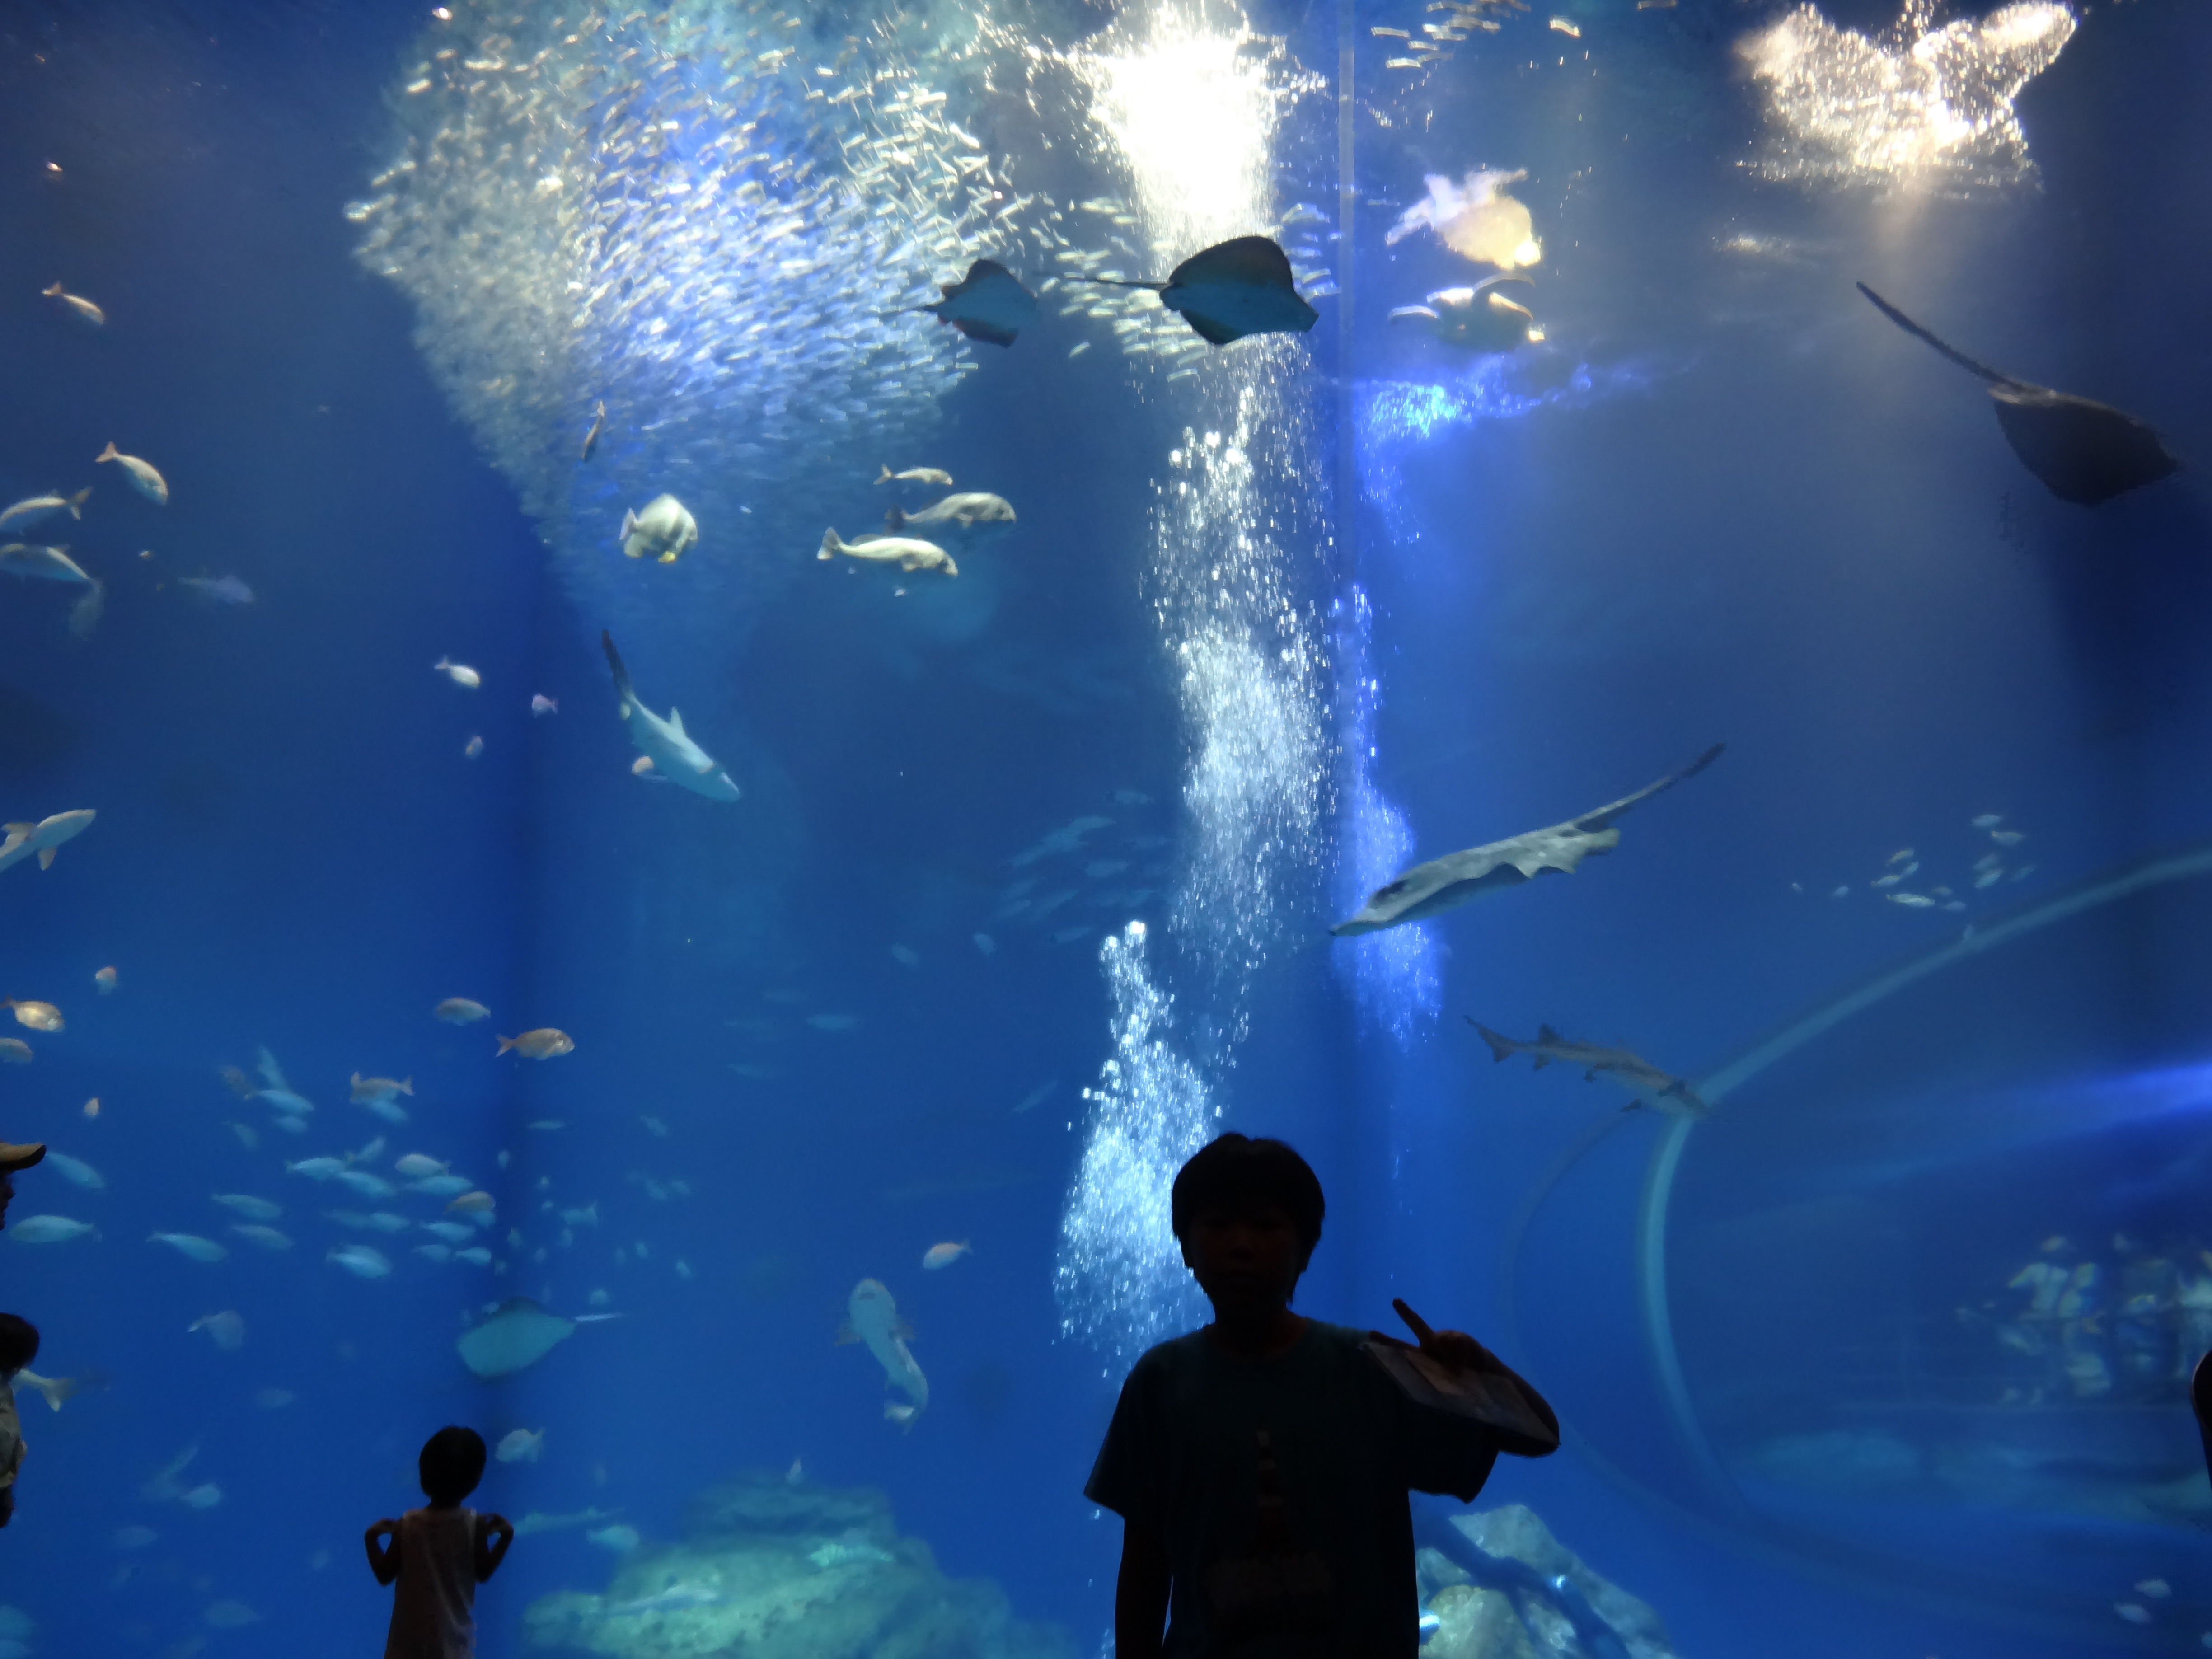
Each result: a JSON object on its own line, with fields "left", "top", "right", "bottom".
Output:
{"left": 419, "top": 1426, "right": 487, "bottom": 1504}
{"left": 0, "top": 1312, "right": 37, "bottom": 1374}
{"left": 1171, "top": 1134, "right": 1325, "bottom": 1257}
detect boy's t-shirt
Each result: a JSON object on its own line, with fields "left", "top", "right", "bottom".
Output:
{"left": 0, "top": 1377, "right": 21, "bottom": 1489}
{"left": 1085, "top": 1320, "right": 1501, "bottom": 1659}
{"left": 385, "top": 1506, "right": 481, "bottom": 1659}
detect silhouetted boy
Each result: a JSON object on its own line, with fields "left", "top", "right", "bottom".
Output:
{"left": 0, "top": 1312, "right": 37, "bottom": 1529}
{"left": 366, "top": 1426, "right": 514, "bottom": 1658}
{"left": 1087, "top": 1134, "right": 1558, "bottom": 1659}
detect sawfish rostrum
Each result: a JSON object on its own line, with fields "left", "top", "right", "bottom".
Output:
{"left": 1331, "top": 745, "right": 1724, "bottom": 936}
{"left": 1074, "top": 237, "right": 1319, "bottom": 347}
{"left": 1857, "top": 283, "right": 2179, "bottom": 506}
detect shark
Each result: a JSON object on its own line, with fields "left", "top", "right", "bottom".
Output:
{"left": 1467, "top": 1018, "right": 1709, "bottom": 1116}
{"left": 599, "top": 632, "right": 740, "bottom": 802}
{"left": 1070, "top": 236, "right": 1319, "bottom": 347}
{"left": 1331, "top": 745, "right": 1724, "bottom": 936}
{"left": 839, "top": 1277, "right": 928, "bottom": 1411}
{"left": 1857, "top": 283, "right": 2180, "bottom": 506}
{"left": 0, "top": 809, "right": 95, "bottom": 875}
{"left": 906, "top": 259, "right": 1038, "bottom": 347}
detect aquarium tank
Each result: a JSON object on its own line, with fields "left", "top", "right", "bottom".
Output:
{"left": 1, "top": 0, "right": 2208, "bottom": 1654}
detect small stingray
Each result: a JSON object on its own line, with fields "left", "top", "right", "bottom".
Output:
{"left": 1072, "top": 236, "right": 1319, "bottom": 347}
{"left": 457, "top": 1296, "right": 575, "bottom": 1379}
{"left": 1857, "top": 283, "right": 2179, "bottom": 506}
{"left": 1389, "top": 276, "right": 1536, "bottom": 352}
{"left": 1332, "top": 745, "right": 1724, "bottom": 936}
{"left": 906, "top": 260, "right": 1038, "bottom": 347}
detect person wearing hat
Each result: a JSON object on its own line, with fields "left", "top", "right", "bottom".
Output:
{"left": 0, "top": 1139, "right": 45, "bottom": 1232}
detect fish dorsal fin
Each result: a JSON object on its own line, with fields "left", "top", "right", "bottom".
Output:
{"left": 1536, "top": 1023, "right": 1565, "bottom": 1046}
{"left": 1170, "top": 235, "right": 1297, "bottom": 293}
{"left": 3, "top": 823, "right": 33, "bottom": 836}
{"left": 666, "top": 708, "right": 687, "bottom": 736}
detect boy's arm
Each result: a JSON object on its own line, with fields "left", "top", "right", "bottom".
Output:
{"left": 1113, "top": 1519, "right": 1170, "bottom": 1659}
{"left": 475, "top": 1512, "right": 516, "bottom": 1582}
{"left": 1372, "top": 1298, "right": 1560, "bottom": 1455}
{"left": 364, "top": 1519, "right": 401, "bottom": 1586}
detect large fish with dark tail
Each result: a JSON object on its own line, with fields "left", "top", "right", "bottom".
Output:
{"left": 600, "top": 631, "right": 740, "bottom": 802}
{"left": 1856, "top": 282, "right": 2179, "bottom": 506}
{"left": 1467, "top": 1019, "right": 1709, "bottom": 1116}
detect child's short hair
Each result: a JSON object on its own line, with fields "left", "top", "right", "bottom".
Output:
{"left": 1171, "top": 1134, "right": 1325, "bottom": 1257}
{"left": 418, "top": 1426, "right": 487, "bottom": 1504}
{"left": 0, "top": 1312, "right": 37, "bottom": 1374}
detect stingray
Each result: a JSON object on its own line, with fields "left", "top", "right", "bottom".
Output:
{"left": 1857, "top": 283, "right": 2179, "bottom": 506}
{"left": 1072, "top": 236, "right": 1319, "bottom": 347}
{"left": 1331, "top": 745, "right": 1724, "bottom": 936}
{"left": 906, "top": 260, "right": 1038, "bottom": 348}
{"left": 458, "top": 1296, "right": 585, "bottom": 1379}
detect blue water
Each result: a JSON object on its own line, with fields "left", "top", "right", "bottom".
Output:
{"left": 3, "top": 0, "right": 2209, "bottom": 1656}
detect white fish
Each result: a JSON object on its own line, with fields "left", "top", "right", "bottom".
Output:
{"left": 434, "top": 656, "right": 481, "bottom": 689}
{"left": 181, "top": 1483, "right": 223, "bottom": 1510}
{"left": 420, "top": 1220, "right": 474, "bottom": 1244}
{"left": 394, "top": 1154, "right": 447, "bottom": 1180}
{"left": 8, "top": 1214, "right": 98, "bottom": 1244}
{"left": 16, "top": 1369, "right": 84, "bottom": 1411}
{"left": 0, "top": 542, "right": 93, "bottom": 585}
{"left": 1885, "top": 892, "right": 1937, "bottom": 909}
{"left": 447, "top": 1190, "right": 495, "bottom": 1214}
{"left": 883, "top": 492, "right": 1015, "bottom": 536}
{"left": 95, "top": 443, "right": 168, "bottom": 505}
{"left": 43, "top": 281, "right": 103, "bottom": 325}
{"left": 1971, "top": 813, "right": 2005, "bottom": 829}
{"left": 842, "top": 1278, "right": 927, "bottom": 1409}
{"left": 150, "top": 1232, "right": 228, "bottom": 1262}
{"left": 817, "top": 527, "right": 956, "bottom": 576}
{"left": 586, "top": 1524, "right": 640, "bottom": 1552}
{"left": 411, "top": 1173, "right": 473, "bottom": 1197}
{"left": 0, "top": 489, "right": 90, "bottom": 533}
{"left": 2113, "top": 1603, "right": 2151, "bottom": 1625}
{"left": 327, "top": 1244, "right": 392, "bottom": 1279}
{"left": 455, "top": 1246, "right": 492, "bottom": 1266}
{"left": 44, "top": 1150, "right": 104, "bottom": 1189}
{"left": 2135, "top": 1579, "right": 2171, "bottom": 1599}
{"left": 188, "top": 1311, "right": 245, "bottom": 1351}
{"left": 922, "top": 1241, "right": 970, "bottom": 1270}
{"left": 228, "top": 1224, "right": 293, "bottom": 1251}
{"left": 619, "top": 493, "right": 698, "bottom": 563}
{"left": 877, "top": 465, "right": 953, "bottom": 486}
{"left": 600, "top": 631, "right": 740, "bottom": 801}
{"left": 531, "top": 694, "right": 558, "bottom": 716}
{"left": 972, "top": 933, "right": 997, "bottom": 956}
{"left": 495, "top": 1427, "right": 545, "bottom": 1463}
{"left": 335, "top": 1170, "right": 396, "bottom": 1199}
{"left": 285, "top": 1157, "right": 346, "bottom": 1181}
{"left": 1990, "top": 828, "right": 2026, "bottom": 846}
{"left": 178, "top": 574, "right": 255, "bottom": 605}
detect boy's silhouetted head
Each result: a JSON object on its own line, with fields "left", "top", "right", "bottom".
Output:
{"left": 0, "top": 1313, "right": 38, "bottom": 1377}
{"left": 1172, "top": 1134, "right": 1324, "bottom": 1254}
{"left": 418, "top": 1426, "right": 487, "bottom": 1506}
{"left": 1172, "top": 1135, "right": 1326, "bottom": 1322}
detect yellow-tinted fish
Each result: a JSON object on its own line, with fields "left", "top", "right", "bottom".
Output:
{"left": 434, "top": 998, "right": 490, "bottom": 1025}
{"left": 497, "top": 1029, "right": 574, "bottom": 1059}
{"left": 921, "top": 1241, "right": 971, "bottom": 1270}
{"left": 96, "top": 443, "right": 168, "bottom": 506}
{"left": 4, "top": 999, "right": 63, "bottom": 1032}
{"left": 349, "top": 1073, "right": 414, "bottom": 1104}
{"left": 43, "top": 282, "right": 103, "bottom": 326}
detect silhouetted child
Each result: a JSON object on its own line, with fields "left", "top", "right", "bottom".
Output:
{"left": 0, "top": 1312, "right": 37, "bottom": 1530}
{"left": 1086, "top": 1134, "right": 1559, "bottom": 1659}
{"left": 365, "top": 1426, "right": 514, "bottom": 1658}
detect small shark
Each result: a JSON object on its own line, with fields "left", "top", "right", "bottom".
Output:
{"left": 599, "top": 632, "right": 740, "bottom": 802}
{"left": 1331, "top": 746, "right": 1723, "bottom": 936}
{"left": 907, "top": 259, "right": 1038, "bottom": 347}
{"left": 0, "top": 542, "right": 93, "bottom": 584}
{"left": 1071, "top": 236, "right": 1318, "bottom": 347}
{"left": 1857, "top": 283, "right": 2180, "bottom": 506}
{"left": 839, "top": 1277, "right": 927, "bottom": 1411}
{"left": 0, "top": 809, "right": 95, "bottom": 875}
{"left": 1467, "top": 1019, "right": 1709, "bottom": 1116}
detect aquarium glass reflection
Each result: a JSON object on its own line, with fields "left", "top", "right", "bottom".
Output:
{"left": 1, "top": 0, "right": 2209, "bottom": 1657}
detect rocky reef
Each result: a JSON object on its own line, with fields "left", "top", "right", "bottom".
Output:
{"left": 1416, "top": 1504, "right": 1682, "bottom": 1659}
{"left": 523, "top": 1471, "right": 1072, "bottom": 1659}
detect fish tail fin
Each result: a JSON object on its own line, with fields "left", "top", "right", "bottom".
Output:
{"left": 96, "top": 442, "right": 118, "bottom": 463}
{"left": 1465, "top": 1019, "right": 1518, "bottom": 1064}
{"left": 818, "top": 529, "right": 841, "bottom": 561}
{"left": 885, "top": 507, "right": 905, "bottom": 532}
{"left": 600, "top": 630, "right": 633, "bottom": 701}
{"left": 67, "top": 487, "right": 90, "bottom": 515}
{"left": 38, "top": 847, "right": 56, "bottom": 870}
{"left": 496, "top": 1035, "right": 516, "bottom": 1055}
{"left": 877, "top": 465, "right": 893, "bottom": 484}
{"left": 619, "top": 509, "right": 637, "bottom": 546}
{"left": 400, "top": 1078, "right": 413, "bottom": 1095}
{"left": 1855, "top": 283, "right": 2011, "bottom": 386}
{"left": 43, "top": 282, "right": 61, "bottom": 297}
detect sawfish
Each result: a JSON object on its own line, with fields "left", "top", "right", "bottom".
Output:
{"left": 1857, "top": 283, "right": 2179, "bottom": 506}
{"left": 1331, "top": 745, "right": 1724, "bottom": 936}
{"left": 1467, "top": 1019, "right": 1709, "bottom": 1116}
{"left": 906, "top": 260, "right": 1038, "bottom": 347}
{"left": 1070, "top": 236, "right": 1319, "bottom": 347}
